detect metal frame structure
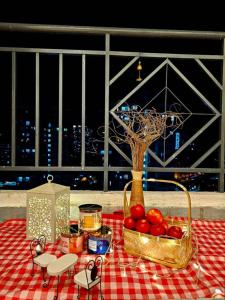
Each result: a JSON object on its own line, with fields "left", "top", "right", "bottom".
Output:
{"left": 0, "top": 23, "right": 225, "bottom": 191}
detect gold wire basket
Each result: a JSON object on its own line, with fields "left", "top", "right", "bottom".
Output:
{"left": 123, "top": 178, "right": 193, "bottom": 269}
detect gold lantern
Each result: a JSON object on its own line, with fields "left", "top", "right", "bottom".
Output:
{"left": 136, "top": 60, "right": 143, "bottom": 82}
{"left": 26, "top": 175, "right": 70, "bottom": 242}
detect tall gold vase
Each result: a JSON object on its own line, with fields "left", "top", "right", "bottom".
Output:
{"left": 129, "top": 170, "right": 144, "bottom": 208}
{"left": 127, "top": 142, "right": 147, "bottom": 214}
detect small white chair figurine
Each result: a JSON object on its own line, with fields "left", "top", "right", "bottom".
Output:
{"left": 47, "top": 253, "right": 78, "bottom": 300}
{"left": 74, "top": 255, "right": 104, "bottom": 300}
{"left": 30, "top": 235, "right": 57, "bottom": 286}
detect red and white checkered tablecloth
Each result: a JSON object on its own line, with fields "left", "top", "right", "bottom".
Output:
{"left": 0, "top": 215, "right": 225, "bottom": 300}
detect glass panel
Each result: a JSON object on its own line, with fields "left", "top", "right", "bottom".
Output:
{"left": 62, "top": 55, "right": 82, "bottom": 166}
{"left": 108, "top": 144, "right": 131, "bottom": 167}
{"left": 0, "top": 53, "right": 11, "bottom": 166}
{"left": 0, "top": 171, "right": 104, "bottom": 190}
{"left": 86, "top": 56, "right": 105, "bottom": 166}
{"left": 167, "top": 120, "right": 220, "bottom": 168}
{"left": 39, "top": 54, "right": 59, "bottom": 166}
{"left": 16, "top": 53, "right": 35, "bottom": 166}
{"left": 53, "top": 172, "right": 103, "bottom": 190}
{"left": 108, "top": 171, "right": 219, "bottom": 191}
{"left": 108, "top": 171, "right": 132, "bottom": 191}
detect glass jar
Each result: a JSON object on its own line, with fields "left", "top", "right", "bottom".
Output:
{"left": 87, "top": 225, "right": 112, "bottom": 254}
{"left": 60, "top": 224, "right": 84, "bottom": 254}
{"left": 79, "top": 204, "right": 102, "bottom": 232}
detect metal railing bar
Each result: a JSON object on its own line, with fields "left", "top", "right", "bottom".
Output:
{"left": 167, "top": 87, "right": 192, "bottom": 113}
{"left": 191, "top": 141, "right": 221, "bottom": 168}
{"left": 110, "top": 51, "right": 223, "bottom": 60}
{"left": 0, "top": 47, "right": 223, "bottom": 60}
{"left": 1, "top": 24, "right": 224, "bottom": 191}
{"left": 168, "top": 59, "right": 220, "bottom": 114}
{"left": 104, "top": 33, "right": 110, "bottom": 191}
{"left": 195, "top": 59, "right": 223, "bottom": 90}
{"left": 114, "top": 110, "right": 217, "bottom": 116}
{"left": 164, "top": 114, "right": 220, "bottom": 166}
{"left": 0, "top": 166, "right": 221, "bottom": 173}
{"left": 58, "top": 53, "right": 63, "bottom": 167}
{"left": 219, "top": 39, "right": 225, "bottom": 191}
{"left": 11, "top": 52, "right": 16, "bottom": 167}
{"left": 35, "top": 53, "right": 40, "bottom": 167}
{"left": 108, "top": 167, "right": 220, "bottom": 173}
{"left": 109, "top": 139, "right": 132, "bottom": 165}
{"left": 109, "top": 57, "right": 139, "bottom": 85}
{"left": 140, "top": 87, "right": 166, "bottom": 112}
{"left": 147, "top": 149, "right": 165, "bottom": 167}
{"left": 0, "top": 23, "right": 225, "bottom": 39}
{"left": 81, "top": 55, "right": 86, "bottom": 170}
{"left": 0, "top": 47, "right": 105, "bottom": 55}
{"left": 111, "top": 59, "right": 168, "bottom": 112}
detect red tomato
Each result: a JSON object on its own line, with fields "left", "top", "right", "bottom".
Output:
{"left": 124, "top": 216, "right": 136, "bottom": 230}
{"left": 161, "top": 220, "right": 169, "bottom": 234}
{"left": 146, "top": 208, "right": 163, "bottom": 224}
{"left": 167, "top": 226, "right": 183, "bottom": 239}
{"left": 130, "top": 204, "right": 145, "bottom": 220}
{"left": 150, "top": 224, "right": 165, "bottom": 236}
{"left": 135, "top": 219, "right": 151, "bottom": 234}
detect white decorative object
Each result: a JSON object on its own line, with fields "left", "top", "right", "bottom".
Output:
{"left": 30, "top": 235, "right": 57, "bottom": 286}
{"left": 47, "top": 253, "right": 78, "bottom": 277}
{"left": 74, "top": 256, "right": 104, "bottom": 299}
{"left": 26, "top": 175, "right": 70, "bottom": 242}
{"left": 47, "top": 253, "right": 78, "bottom": 299}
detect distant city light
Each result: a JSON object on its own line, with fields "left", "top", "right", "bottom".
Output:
{"left": 175, "top": 132, "right": 180, "bottom": 150}
{"left": 100, "top": 150, "right": 112, "bottom": 155}
{"left": 121, "top": 105, "right": 130, "bottom": 111}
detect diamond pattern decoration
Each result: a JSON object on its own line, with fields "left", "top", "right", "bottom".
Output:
{"left": 110, "top": 58, "right": 220, "bottom": 167}
{"left": 140, "top": 86, "right": 192, "bottom": 140}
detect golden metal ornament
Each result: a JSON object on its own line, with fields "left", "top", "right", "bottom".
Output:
{"left": 123, "top": 178, "right": 193, "bottom": 269}
{"left": 136, "top": 60, "right": 143, "bottom": 81}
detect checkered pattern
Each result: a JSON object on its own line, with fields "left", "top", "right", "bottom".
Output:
{"left": 0, "top": 216, "right": 225, "bottom": 299}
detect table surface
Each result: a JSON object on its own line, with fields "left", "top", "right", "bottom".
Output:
{"left": 0, "top": 215, "right": 225, "bottom": 300}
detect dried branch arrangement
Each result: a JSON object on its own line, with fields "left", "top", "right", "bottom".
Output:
{"left": 108, "top": 107, "right": 183, "bottom": 171}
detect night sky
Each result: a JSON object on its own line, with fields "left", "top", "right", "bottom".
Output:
{"left": 0, "top": 3, "right": 224, "bottom": 31}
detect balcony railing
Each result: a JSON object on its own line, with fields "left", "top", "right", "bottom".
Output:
{"left": 0, "top": 23, "right": 225, "bottom": 191}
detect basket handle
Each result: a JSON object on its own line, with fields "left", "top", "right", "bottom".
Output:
{"left": 123, "top": 178, "right": 192, "bottom": 229}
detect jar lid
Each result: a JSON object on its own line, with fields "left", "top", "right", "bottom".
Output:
{"left": 90, "top": 225, "right": 112, "bottom": 238}
{"left": 79, "top": 204, "right": 102, "bottom": 212}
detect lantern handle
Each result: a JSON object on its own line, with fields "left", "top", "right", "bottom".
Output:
{"left": 47, "top": 174, "right": 54, "bottom": 183}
